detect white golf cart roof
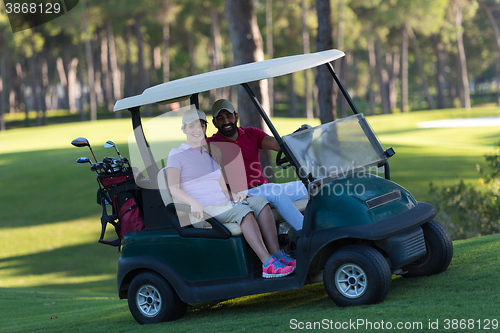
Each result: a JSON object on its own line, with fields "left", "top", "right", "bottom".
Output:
{"left": 113, "top": 49, "right": 344, "bottom": 112}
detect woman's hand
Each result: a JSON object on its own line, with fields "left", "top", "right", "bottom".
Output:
{"left": 190, "top": 200, "right": 205, "bottom": 220}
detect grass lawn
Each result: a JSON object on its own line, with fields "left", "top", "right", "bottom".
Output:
{"left": 1, "top": 106, "right": 500, "bottom": 331}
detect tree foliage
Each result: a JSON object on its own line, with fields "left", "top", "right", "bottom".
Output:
{"left": 430, "top": 142, "right": 500, "bottom": 240}
{"left": 1, "top": 0, "right": 500, "bottom": 128}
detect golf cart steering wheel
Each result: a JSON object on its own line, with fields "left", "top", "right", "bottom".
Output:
{"left": 276, "top": 124, "right": 312, "bottom": 170}
{"left": 276, "top": 148, "right": 291, "bottom": 169}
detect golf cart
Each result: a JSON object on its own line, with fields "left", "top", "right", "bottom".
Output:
{"left": 109, "top": 49, "right": 452, "bottom": 324}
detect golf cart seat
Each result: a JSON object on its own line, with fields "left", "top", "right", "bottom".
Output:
{"left": 157, "top": 168, "right": 242, "bottom": 236}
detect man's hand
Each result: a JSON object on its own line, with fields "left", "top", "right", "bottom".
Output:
{"left": 233, "top": 192, "right": 248, "bottom": 202}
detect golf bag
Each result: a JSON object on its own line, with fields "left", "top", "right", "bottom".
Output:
{"left": 97, "top": 169, "right": 144, "bottom": 248}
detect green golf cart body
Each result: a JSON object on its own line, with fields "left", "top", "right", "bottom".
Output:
{"left": 111, "top": 49, "right": 453, "bottom": 324}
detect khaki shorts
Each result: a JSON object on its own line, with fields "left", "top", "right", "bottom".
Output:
{"left": 191, "top": 196, "right": 269, "bottom": 228}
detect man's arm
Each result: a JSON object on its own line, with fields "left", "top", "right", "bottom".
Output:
{"left": 261, "top": 135, "right": 281, "bottom": 151}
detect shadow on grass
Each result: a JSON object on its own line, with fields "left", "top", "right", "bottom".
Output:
{"left": 0, "top": 241, "right": 119, "bottom": 294}
{"left": 0, "top": 140, "right": 184, "bottom": 228}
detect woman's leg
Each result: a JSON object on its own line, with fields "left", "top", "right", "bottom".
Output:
{"left": 240, "top": 212, "right": 272, "bottom": 263}
{"left": 255, "top": 204, "right": 280, "bottom": 255}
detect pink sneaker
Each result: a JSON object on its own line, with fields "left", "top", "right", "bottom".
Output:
{"left": 262, "top": 257, "right": 295, "bottom": 278}
{"left": 277, "top": 250, "right": 296, "bottom": 267}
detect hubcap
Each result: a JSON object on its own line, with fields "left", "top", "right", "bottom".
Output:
{"left": 136, "top": 284, "right": 162, "bottom": 317}
{"left": 335, "top": 264, "right": 367, "bottom": 299}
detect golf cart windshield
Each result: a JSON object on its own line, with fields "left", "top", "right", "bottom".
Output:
{"left": 282, "top": 114, "right": 387, "bottom": 183}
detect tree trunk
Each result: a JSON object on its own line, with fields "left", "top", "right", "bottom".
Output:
{"left": 315, "top": 0, "right": 336, "bottom": 123}
{"left": 496, "top": 51, "right": 500, "bottom": 106}
{"left": 225, "top": 0, "right": 272, "bottom": 182}
{"left": 336, "top": 0, "right": 349, "bottom": 118}
{"left": 40, "top": 55, "right": 49, "bottom": 125}
{"left": 56, "top": 57, "right": 69, "bottom": 110}
{"left": 162, "top": 1, "right": 170, "bottom": 83}
{"left": 406, "top": 23, "right": 433, "bottom": 110}
{"left": 187, "top": 32, "right": 197, "bottom": 76}
{"left": 8, "top": 65, "right": 17, "bottom": 114}
{"left": 225, "top": 0, "right": 269, "bottom": 126}
{"left": 431, "top": 34, "right": 447, "bottom": 109}
{"left": 101, "top": 34, "right": 113, "bottom": 111}
{"left": 16, "top": 62, "right": 28, "bottom": 123}
{"left": 374, "top": 37, "right": 390, "bottom": 114}
{"left": 387, "top": 51, "right": 399, "bottom": 112}
{"left": 367, "top": 40, "right": 376, "bottom": 115}
{"left": 150, "top": 44, "right": 158, "bottom": 86}
{"left": 289, "top": 73, "right": 298, "bottom": 116}
{"left": 400, "top": 24, "right": 409, "bottom": 112}
{"left": 135, "top": 13, "right": 150, "bottom": 116}
{"left": 29, "top": 30, "right": 41, "bottom": 126}
{"left": 266, "top": 0, "right": 274, "bottom": 116}
{"left": 478, "top": 1, "right": 500, "bottom": 54}
{"left": 124, "top": 25, "right": 134, "bottom": 98}
{"left": 301, "top": 0, "right": 313, "bottom": 119}
{"left": 453, "top": 0, "right": 471, "bottom": 109}
{"left": 0, "top": 54, "right": 5, "bottom": 131}
{"left": 135, "top": 14, "right": 146, "bottom": 93}
{"left": 68, "top": 58, "right": 79, "bottom": 113}
{"left": 211, "top": 5, "right": 224, "bottom": 100}
{"left": 81, "top": 0, "right": 97, "bottom": 120}
{"left": 77, "top": 45, "right": 86, "bottom": 119}
{"left": 106, "top": 21, "right": 122, "bottom": 116}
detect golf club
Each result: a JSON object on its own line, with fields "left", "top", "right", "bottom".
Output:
{"left": 105, "top": 140, "right": 130, "bottom": 169}
{"left": 71, "top": 137, "right": 98, "bottom": 163}
{"left": 77, "top": 157, "right": 101, "bottom": 175}
{"left": 76, "top": 157, "right": 91, "bottom": 165}
{"left": 104, "top": 140, "right": 123, "bottom": 159}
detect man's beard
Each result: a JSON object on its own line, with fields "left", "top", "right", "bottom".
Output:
{"left": 218, "top": 121, "right": 238, "bottom": 137}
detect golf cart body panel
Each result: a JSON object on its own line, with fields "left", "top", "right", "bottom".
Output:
{"left": 104, "top": 49, "right": 452, "bottom": 323}
{"left": 312, "top": 175, "right": 418, "bottom": 231}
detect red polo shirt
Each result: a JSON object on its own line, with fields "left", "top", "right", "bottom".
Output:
{"left": 207, "top": 127, "right": 269, "bottom": 189}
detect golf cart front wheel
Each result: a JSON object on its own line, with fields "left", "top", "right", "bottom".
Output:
{"left": 402, "top": 220, "right": 453, "bottom": 278}
{"left": 127, "top": 272, "right": 187, "bottom": 324}
{"left": 323, "top": 245, "right": 391, "bottom": 307}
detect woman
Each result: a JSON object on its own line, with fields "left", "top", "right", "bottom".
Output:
{"left": 166, "top": 109, "right": 295, "bottom": 278}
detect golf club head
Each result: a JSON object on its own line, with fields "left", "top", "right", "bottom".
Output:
{"left": 95, "top": 162, "right": 107, "bottom": 174}
{"left": 76, "top": 157, "right": 91, "bottom": 164}
{"left": 104, "top": 140, "right": 123, "bottom": 159}
{"left": 103, "top": 156, "right": 115, "bottom": 164}
{"left": 104, "top": 141, "right": 115, "bottom": 149}
{"left": 71, "top": 137, "right": 90, "bottom": 148}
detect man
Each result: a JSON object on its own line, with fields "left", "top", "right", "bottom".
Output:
{"left": 206, "top": 99, "right": 307, "bottom": 231}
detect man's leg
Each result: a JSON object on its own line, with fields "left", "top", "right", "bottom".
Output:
{"left": 248, "top": 183, "right": 304, "bottom": 230}
{"left": 280, "top": 180, "right": 308, "bottom": 201}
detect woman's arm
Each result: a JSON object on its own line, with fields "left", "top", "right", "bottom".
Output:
{"left": 166, "top": 167, "right": 205, "bottom": 220}
{"left": 218, "top": 173, "right": 248, "bottom": 202}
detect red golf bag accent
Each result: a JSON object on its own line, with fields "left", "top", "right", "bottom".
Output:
{"left": 97, "top": 170, "right": 144, "bottom": 248}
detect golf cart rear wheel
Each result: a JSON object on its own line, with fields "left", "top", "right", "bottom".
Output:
{"left": 402, "top": 220, "right": 453, "bottom": 278}
{"left": 323, "top": 245, "right": 391, "bottom": 307}
{"left": 127, "top": 272, "right": 187, "bottom": 324}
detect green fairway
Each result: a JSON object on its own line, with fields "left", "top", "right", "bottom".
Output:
{"left": 1, "top": 107, "right": 500, "bottom": 331}
{"left": 1, "top": 234, "right": 499, "bottom": 332}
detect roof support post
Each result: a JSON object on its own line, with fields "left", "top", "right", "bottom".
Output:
{"left": 325, "top": 62, "right": 359, "bottom": 115}
{"left": 241, "top": 82, "right": 309, "bottom": 186}
{"left": 130, "top": 107, "right": 159, "bottom": 181}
